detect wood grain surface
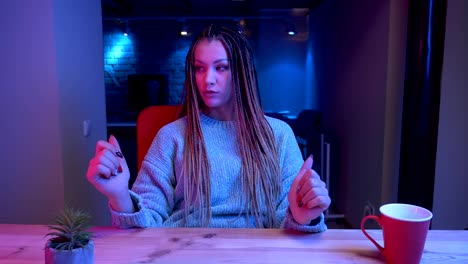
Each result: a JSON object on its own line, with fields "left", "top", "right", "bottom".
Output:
{"left": 0, "top": 224, "right": 466, "bottom": 263}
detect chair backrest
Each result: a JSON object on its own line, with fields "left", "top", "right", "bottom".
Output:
{"left": 136, "top": 105, "right": 181, "bottom": 171}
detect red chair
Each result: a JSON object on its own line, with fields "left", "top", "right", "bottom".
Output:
{"left": 136, "top": 105, "right": 181, "bottom": 171}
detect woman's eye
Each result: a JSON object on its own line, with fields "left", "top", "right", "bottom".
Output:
{"left": 216, "top": 65, "right": 229, "bottom": 71}
{"left": 195, "top": 66, "right": 205, "bottom": 72}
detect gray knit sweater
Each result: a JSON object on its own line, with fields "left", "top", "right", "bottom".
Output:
{"left": 111, "top": 113, "right": 327, "bottom": 233}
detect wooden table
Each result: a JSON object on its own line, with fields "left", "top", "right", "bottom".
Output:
{"left": 0, "top": 224, "right": 466, "bottom": 263}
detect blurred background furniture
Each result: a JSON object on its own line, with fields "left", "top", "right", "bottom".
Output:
{"left": 135, "top": 105, "right": 181, "bottom": 185}
{"left": 266, "top": 109, "right": 345, "bottom": 224}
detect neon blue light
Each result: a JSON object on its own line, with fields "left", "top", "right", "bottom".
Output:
{"left": 104, "top": 32, "right": 133, "bottom": 60}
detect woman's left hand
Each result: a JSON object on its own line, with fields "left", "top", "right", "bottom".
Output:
{"left": 288, "top": 155, "right": 331, "bottom": 225}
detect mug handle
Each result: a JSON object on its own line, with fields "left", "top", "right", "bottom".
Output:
{"left": 360, "top": 215, "right": 384, "bottom": 253}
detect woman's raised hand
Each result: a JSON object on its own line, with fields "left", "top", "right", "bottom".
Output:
{"left": 288, "top": 156, "right": 331, "bottom": 225}
{"left": 87, "top": 135, "right": 134, "bottom": 212}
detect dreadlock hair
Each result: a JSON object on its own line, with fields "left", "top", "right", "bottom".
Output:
{"left": 179, "top": 24, "right": 281, "bottom": 228}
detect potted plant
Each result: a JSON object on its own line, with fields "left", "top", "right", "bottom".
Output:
{"left": 44, "top": 207, "right": 94, "bottom": 264}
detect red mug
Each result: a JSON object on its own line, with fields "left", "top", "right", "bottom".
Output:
{"left": 361, "top": 203, "right": 433, "bottom": 264}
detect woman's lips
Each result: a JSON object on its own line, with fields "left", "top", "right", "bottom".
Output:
{"left": 204, "top": 91, "right": 218, "bottom": 97}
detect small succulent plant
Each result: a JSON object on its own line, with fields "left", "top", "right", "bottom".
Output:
{"left": 46, "top": 207, "right": 93, "bottom": 251}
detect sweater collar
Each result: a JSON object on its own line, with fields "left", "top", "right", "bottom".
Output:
{"left": 199, "top": 112, "right": 236, "bottom": 129}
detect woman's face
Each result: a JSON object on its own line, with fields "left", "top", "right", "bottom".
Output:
{"left": 194, "top": 39, "right": 233, "bottom": 119}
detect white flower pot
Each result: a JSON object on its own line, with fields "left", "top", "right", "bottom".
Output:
{"left": 45, "top": 240, "right": 94, "bottom": 264}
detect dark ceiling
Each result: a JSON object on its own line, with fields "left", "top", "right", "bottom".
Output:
{"left": 101, "top": 0, "right": 323, "bottom": 18}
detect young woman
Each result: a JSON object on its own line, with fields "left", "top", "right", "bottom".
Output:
{"left": 87, "top": 24, "right": 330, "bottom": 232}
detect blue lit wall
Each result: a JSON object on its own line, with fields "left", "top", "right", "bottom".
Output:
{"left": 103, "top": 22, "right": 136, "bottom": 122}
{"left": 255, "top": 13, "right": 315, "bottom": 117}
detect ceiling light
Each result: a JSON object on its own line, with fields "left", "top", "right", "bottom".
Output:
{"left": 286, "top": 23, "right": 296, "bottom": 36}
{"left": 180, "top": 21, "right": 190, "bottom": 36}
{"left": 119, "top": 20, "right": 129, "bottom": 37}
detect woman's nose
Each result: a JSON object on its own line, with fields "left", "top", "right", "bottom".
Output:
{"left": 205, "top": 68, "right": 216, "bottom": 86}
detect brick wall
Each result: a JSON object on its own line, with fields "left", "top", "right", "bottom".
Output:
{"left": 103, "top": 20, "right": 193, "bottom": 122}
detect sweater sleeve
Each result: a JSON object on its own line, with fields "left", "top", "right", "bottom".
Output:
{"left": 272, "top": 119, "right": 327, "bottom": 233}
{"left": 110, "top": 124, "right": 180, "bottom": 228}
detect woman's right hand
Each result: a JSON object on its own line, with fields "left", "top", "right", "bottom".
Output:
{"left": 87, "top": 135, "right": 133, "bottom": 212}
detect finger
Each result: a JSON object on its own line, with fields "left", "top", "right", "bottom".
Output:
{"left": 297, "top": 169, "right": 312, "bottom": 194}
{"left": 109, "top": 135, "right": 124, "bottom": 160}
{"left": 108, "top": 135, "right": 128, "bottom": 172}
{"left": 101, "top": 149, "right": 120, "bottom": 169}
{"left": 88, "top": 149, "right": 119, "bottom": 177}
{"left": 294, "top": 155, "right": 313, "bottom": 191}
{"left": 304, "top": 195, "right": 331, "bottom": 210}
{"left": 297, "top": 169, "right": 312, "bottom": 193}
{"left": 87, "top": 161, "right": 113, "bottom": 180}
{"left": 299, "top": 155, "right": 313, "bottom": 178}
{"left": 298, "top": 177, "right": 325, "bottom": 197}
{"left": 96, "top": 164, "right": 113, "bottom": 179}
{"left": 96, "top": 140, "right": 117, "bottom": 155}
{"left": 298, "top": 169, "right": 323, "bottom": 188}
{"left": 301, "top": 187, "right": 328, "bottom": 204}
